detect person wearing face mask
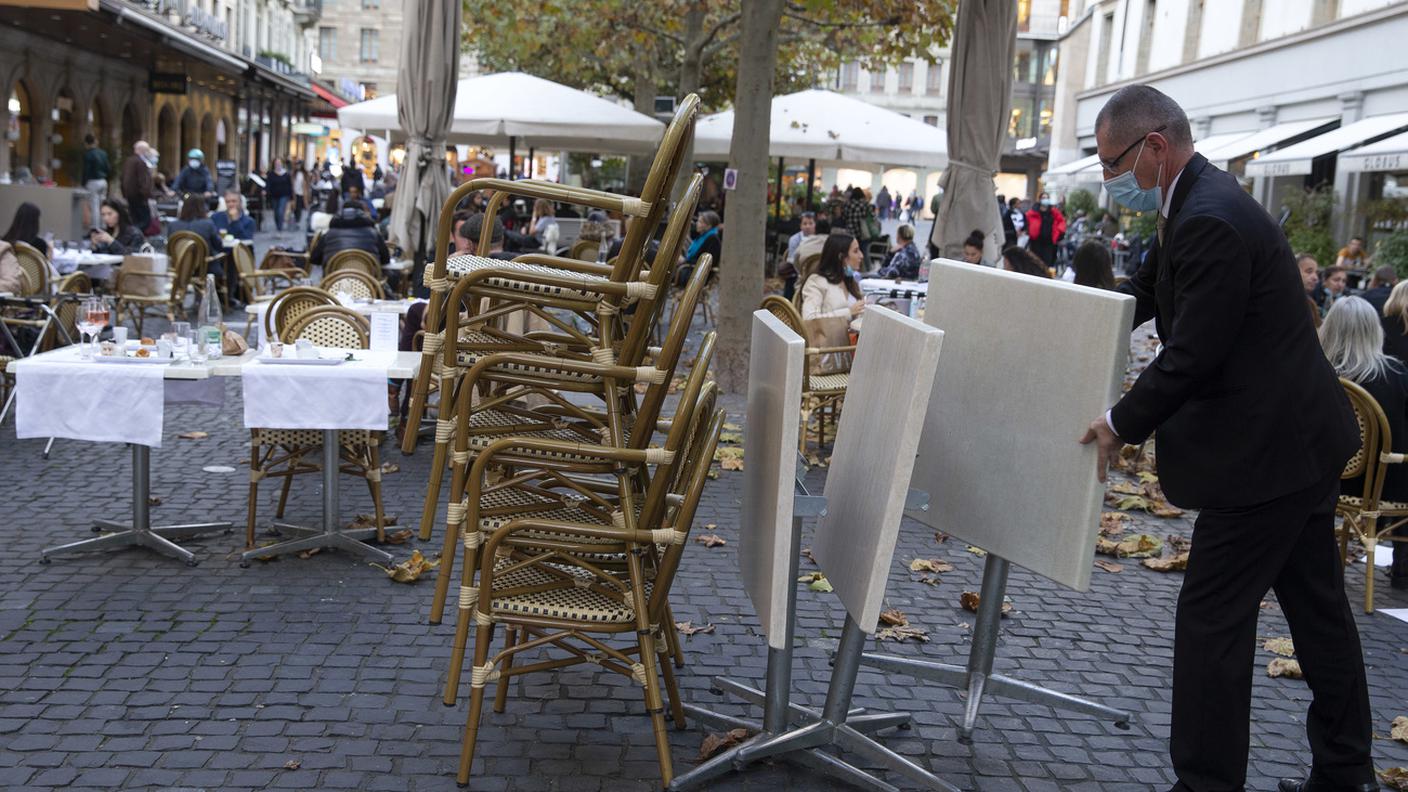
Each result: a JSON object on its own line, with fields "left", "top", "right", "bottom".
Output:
{"left": 800, "top": 232, "right": 865, "bottom": 372}
{"left": 175, "top": 149, "right": 214, "bottom": 197}
{"left": 1024, "top": 192, "right": 1066, "bottom": 269}
{"left": 1078, "top": 85, "right": 1371, "bottom": 792}
{"left": 121, "top": 141, "right": 156, "bottom": 235}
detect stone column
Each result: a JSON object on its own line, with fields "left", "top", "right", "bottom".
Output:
{"left": 1252, "top": 105, "right": 1278, "bottom": 207}
{"left": 1333, "top": 91, "right": 1365, "bottom": 243}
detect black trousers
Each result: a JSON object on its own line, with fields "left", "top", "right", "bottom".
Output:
{"left": 1170, "top": 473, "right": 1373, "bottom": 791}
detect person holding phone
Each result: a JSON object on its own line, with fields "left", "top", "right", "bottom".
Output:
{"left": 89, "top": 198, "right": 145, "bottom": 256}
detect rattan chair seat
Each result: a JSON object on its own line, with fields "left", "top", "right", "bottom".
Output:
{"left": 809, "top": 372, "right": 849, "bottom": 392}
{"left": 1339, "top": 495, "right": 1408, "bottom": 512}
{"left": 488, "top": 561, "right": 647, "bottom": 624}
{"left": 446, "top": 254, "right": 604, "bottom": 301}
{"left": 465, "top": 408, "right": 611, "bottom": 460}
{"left": 252, "top": 428, "right": 375, "bottom": 446}
{"left": 455, "top": 344, "right": 599, "bottom": 382}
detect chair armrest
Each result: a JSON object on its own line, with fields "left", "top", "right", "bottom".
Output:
{"left": 1382, "top": 452, "right": 1405, "bottom": 464}
{"left": 463, "top": 178, "right": 651, "bottom": 220}
{"left": 507, "top": 253, "right": 615, "bottom": 277}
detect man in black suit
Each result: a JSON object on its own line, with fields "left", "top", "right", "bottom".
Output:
{"left": 1079, "top": 86, "right": 1376, "bottom": 792}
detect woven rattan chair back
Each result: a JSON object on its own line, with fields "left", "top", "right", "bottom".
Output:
{"left": 230, "top": 243, "right": 269, "bottom": 301}
{"left": 321, "top": 269, "right": 384, "bottom": 300}
{"left": 324, "top": 249, "right": 379, "bottom": 278}
{"left": 267, "top": 286, "right": 337, "bottom": 341}
{"left": 38, "top": 272, "right": 91, "bottom": 351}
{"left": 568, "top": 238, "right": 600, "bottom": 261}
{"left": 12, "top": 242, "right": 49, "bottom": 296}
{"left": 166, "top": 231, "right": 208, "bottom": 297}
{"left": 1340, "top": 377, "right": 1388, "bottom": 489}
{"left": 760, "top": 294, "right": 805, "bottom": 337}
{"left": 284, "top": 305, "right": 369, "bottom": 349}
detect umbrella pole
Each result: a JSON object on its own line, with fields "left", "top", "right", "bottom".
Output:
{"left": 508, "top": 136, "right": 516, "bottom": 180}
{"left": 774, "top": 157, "right": 784, "bottom": 218}
{"left": 527, "top": 146, "right": 534, "bottom": 179}
{"left": 806, "top": 158, "right": 815, "bottom": 211}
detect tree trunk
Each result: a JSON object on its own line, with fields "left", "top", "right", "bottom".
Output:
{"left": 628, "top": 52, "right": 657, "bottom": 196}
{"left": 715, "top": 0, "right": 783, "bottom": 393}
{"left": 674, "top": 4, "right": 707, "bottom": 199}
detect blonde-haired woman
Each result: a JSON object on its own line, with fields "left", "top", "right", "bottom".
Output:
{"left": 1381, "top": 279, "right": 1408, "bottom": 363}
{"left": 1322, "top": 296, "right": 1408, "bottom": 589}
{"left": 530, "top": 198, "right": 559, "bottom": 254}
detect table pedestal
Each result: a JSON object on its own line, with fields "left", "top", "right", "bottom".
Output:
{"left": 40, "top": 444, "right": 231, "bottom": 566}
{"left": 240, "top": 429, "right": 393, "bottom": 566}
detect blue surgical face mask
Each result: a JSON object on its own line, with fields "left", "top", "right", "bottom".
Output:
{"left": 1103, "top": 140, "right": 1162, "bottom": 213}
{"left": 844, "top": 266, "right": 856, "bottom": 278}
{"left": 188, "top": 159, "right": 201, "bottom": 169}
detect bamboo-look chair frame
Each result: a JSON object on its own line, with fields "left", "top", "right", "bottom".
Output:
{"left": 452, "top": 384, "right": 724, "bottom": 787}
{"left": 233, "top": 242, "right": 302, "bottom": 304}
{"left": 264, "top": 285, "right": 337, "bottom": 342}
{"left": 323, "top": 248, "right": 381, "bottom": 279}
{"left": 115, "top": 238, "right": 201, "bottom": 337}
{"left": 12, "top": 242, "right": 50, "bottom": 297}
{"left": 320, "top": 269, "right": 384, "bottom": 301}
{"left": 413, "top": 175, "right": 704, "bottom": 544}
{"left": 400, "top": 93, "right": 700, "bottom": 458}
{"left": 427, "top": 257, "right": 714, "bottom": 626}
{"left": 760, "top": 295, "right": 854, "bottom": 452}
{"left": 167, "top": 230, "right": 220, "bottom": 308}
{"left": 568, "top": 238, "right": 603, "bottom": 261}
{"left": 244, "top": 307, "right": 387, "bottom": 548}
{"left": 1335, "top": 377, "right": 1408, "bottom": 613}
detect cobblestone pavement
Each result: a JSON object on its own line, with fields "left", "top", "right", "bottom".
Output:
{"left": 1, "top": 262, "right": 1407, "bottom": 791}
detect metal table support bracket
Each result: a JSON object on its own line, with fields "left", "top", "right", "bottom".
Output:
{"left": 240, "top": 429, "right": 393, "bottom": 566}
{"left": 862, "top": 553, "right": 1134, "bottom": 743}
{"left": 670, "top": 480, "right": 958, "bottom": 792}
{"left": 40, "top": 444, "right": 231, "bottom": 566}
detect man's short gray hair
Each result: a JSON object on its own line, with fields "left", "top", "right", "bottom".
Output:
{"left": 1095, "top": 84, "right": 1193, "bottom": 149}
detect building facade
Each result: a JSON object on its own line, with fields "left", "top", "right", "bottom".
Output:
{"left": 1049, "top": 0, "right": 1408, "bottom": 238}
{"left": 313, "top": 0, "right": 403, "bottom": 104}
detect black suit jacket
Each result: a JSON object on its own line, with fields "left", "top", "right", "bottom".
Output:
{"left": 1112, "top": 154, "right": 1358, "bottom": 509}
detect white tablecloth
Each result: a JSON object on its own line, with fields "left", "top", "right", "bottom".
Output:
{"left": 241, "top": 349, "right": 392, "bottom": 431}
{"left": 14, "top": 350, "right": 167, "bottom": 447}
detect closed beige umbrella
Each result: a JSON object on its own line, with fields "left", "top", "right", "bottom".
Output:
{"left": 930, "top": 1, "right": 1017, "bottom": 263}
{"left": 387, "top": 0, "right": 461, "bottom": 258}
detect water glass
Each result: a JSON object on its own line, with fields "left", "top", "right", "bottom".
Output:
{"left": 189, "top": 330, "right": 208, "bottom": 364}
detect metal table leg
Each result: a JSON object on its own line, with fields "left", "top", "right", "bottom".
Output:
{"left": 41, "top": 444, "right": 231, "bottom": 566}
{"left": 240, "top": 429, "right": 393, "bottom": 566}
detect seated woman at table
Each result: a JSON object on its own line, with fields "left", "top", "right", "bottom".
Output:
{"left": 1321, "top": 296, "right": 1408, "bottom": 589}
{"left": 213, "top": 189, "right": 256, "bottom": 241}
{"left": 89, "top": 198, "right": 146, "bottom": 256}
{"left": 674, "top": 210, "right": 722, "bottom": 288}
{"left": 999, "top": 246, "right": 1051, "bottom": 279}
{"left": 0, "top": 240, "right": 22, "bottom": 294}
{"left": 3, "top": 201, "right": 53, "bottom": 258}
{"left": 873, "top": 224, "right": 923, "bottom": 280}
{"left": 800, "top": 232, "right": 864, "bottom": 372}
{"left": 308, "top": 200, "right": 389, "bottom": 270}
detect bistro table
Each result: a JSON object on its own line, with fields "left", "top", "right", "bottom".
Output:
{"left": 238, "top": 349, "right": 421, "bottom": 567}
{"left": 244, "top": 297, "right": 419, "bottom": 346}
{"left": 16, "top": 346, "right": 254, "bottom": 565}
{"left": 51, "top": 250, "right": 125, "bottom": 283}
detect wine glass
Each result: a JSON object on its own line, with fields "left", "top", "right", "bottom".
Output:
{"left": 88, "top": 298, "right": 111, "bottom": 357}
{"left": 76, "top": 298, "right": 100, "bottom": 359}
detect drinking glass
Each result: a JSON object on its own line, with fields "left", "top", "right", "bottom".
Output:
{"left": 76, "top": 298, "right": 99, "bottom": 359}
{"left": 172, "top": 321, "right": 191, "bottom": 359}
{"left": 90, "top": 298, "right": 111, "bottom": 358}
{"left": 189, "top": 330, "right": 208, "bottom": 364}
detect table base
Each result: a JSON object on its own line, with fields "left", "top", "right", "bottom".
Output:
{"left": 40, "top": 444, "right": 231, "bottom": 567}
{"left": 239, "top": 429, "right": 393, "bottom": 567}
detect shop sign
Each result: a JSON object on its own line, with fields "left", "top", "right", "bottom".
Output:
{"left": 149, "top": 72, "right": 188, "bottom": 95}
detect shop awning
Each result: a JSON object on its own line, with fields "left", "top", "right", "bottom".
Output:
{"left": 311, "top": 82, "right": 349, "bottom": 110}
{"left": 1339, "top": 129, "right": 1408, "bottom": 173}
{"left": 1194, "top": 131, "right": 1254, "bottom": 156}
{"left": 1047, "top": 153, "right": 1101, "bottom": 176}
{"left": 1247, "top": 112, "right": 1408, "bottom": 177}
{"left": 1200, "top": 117, "right": 1337, "bottom": 169}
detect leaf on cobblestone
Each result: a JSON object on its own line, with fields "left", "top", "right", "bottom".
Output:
{"left": 933, "top": 531, "right": 950, "bottom": 544}
{"left": 699, "top": 728, "right": 752, "bottom": 760}
{"left": 1109, "top": 494, "right": 1152, "bottom": 511}
{"left": 370, "top": 550, "right": 441, "bottom": 583}
{"left": 1094, "top": 559, "right": 1124, "bottom": 573}
{"left": 353, "top": 513, "right": 398, "bottom": 528}
{"left": 714, "top": 446, "right": 744, "bottom": 471}
{"left": 297, "top": 548, "right": 322, "bottom": 560}
{"left": 382, "top": 529, "right": 414, "bottom": 545}
{"left": 675, "top": 621, "right": 715, "bottom": 636}
{"left": 1379, "top": 768, "right": 1408, "bottom": 791}
{"left": 1111, "top": 444, "right": 1156, "bottom": 475}
{"left": 1262, "top": 637, "right": 1296, "bottom": 657}
{"left": 1391, "top": 716, "right": 1408, "bottom": 744}
{"left": 722, "top": 422, "right": 742, "bottom": 432}
{"left": 918, "top": 576, "right": 940, "bottom": 585}
{"left": 966, "top": 546, "right": 987, "bottom": 557}
{"left": 801, "top": 547, "right": 816, "bottom": 565}
{"left": 695, "top": 534, "right": 726, "bottom": 548}
{"left": 380, "top": 462, "right": 399, "bottom": 475}
{"left": 1100, "top": 512, "right": 1130, "bottom": 536}
{"left": 959, "top": 592, "right": 1012, "bottom": 617}
{"left": 1261, "top": 599, "right": 1279, "bottom": 611}
{"left": 1097, "top": 534, "right": 1163, "bottom": 558}
{"left": 719, "top": 430, "right": 744, "bottom": 444}
{"left": 668, "top": 376, "right": 686, "bottom": 394}
{"left": 798, "top": 572, "right": 833, "bottom": 592}
{"left": 283, "top": 759, "right": 301, "bottom": 770}
{"left": 909, "top": 558, "right": 954, "bottom": 574}
{"left": 878, "top": 608, "right": 908, "bottom": 627}
{"left": 177, "top": 431, "right": 209, "bottom": 440}
{"left": 1165, "top": 534, "right": 1191, "bottom": 553}
{"left": 1142, "top": 552, "right": 1189, "bottom": 572}
{"left": 876, "top": 626, "right": 929, "bottom": 643}
{"left": 1136, "top": 471, "right": 1160, "bottom": 484}
{"left": 1267, "top": 658, "right": 1303, "bottom": 679}
{"left": 1108, "top": 481, "right": 1143, "bottom": 496}
{"left": 707, "top": 466, "right": 721, "bottom": 479}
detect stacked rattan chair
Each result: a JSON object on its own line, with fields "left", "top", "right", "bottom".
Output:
{"left": 1336, "top": 377, "right": 1408, "bottom": 612}
{"left": 263, "top": 286, "right": 338, "bottom": 343}
{"left": 244, "top": 306, "right": 388, "bottom": 548}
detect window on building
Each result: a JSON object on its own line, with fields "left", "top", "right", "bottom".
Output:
{"left": 897, "top": 62, "right": 914, "bottom": 93}
{"left": 1096, "top": 13, "right": 1114, "bottom": 85}
{"left": 923, "top": 115, "right": 939, "bottom": 127}
{"left": 1013, "top": 51, "right": 1033, "bottom": 84}
{"left": 867, "top": 69, "right": 883, "bottom": 93}
{"left": 926, "top": 61, "right": 943, "bottom": 95}
{"left": 360, "top": 29, "right": 378, "bottom": 63}
{"left": 361, "top": 0, "right": 379, "bottom": 7}
{"left": 318, "top": 26, "right": 335, "bottom": 62}
{"left": 1008, "top": 107, "right": 1026, "bottom": 139}
{"left": 840, "top": 62, "right": 859, "bottom": 91}
{"left": 1043, "top": 46, "right": 1059, "bottom": 86}
{"left": 1018, "top": 0, "right": 1032, "bottom": 32}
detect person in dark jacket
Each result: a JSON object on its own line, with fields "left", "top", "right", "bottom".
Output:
{"left": 1360, "top": 265, "right": 1398, "bottom": 314}
{"left": 89, "top": 198, "right": 145, "bottom": 255}
{"left": 121, "top": 141, "right": 156, "bottom": 234}
{"left": 1024, "top": 192, "right": 1066, "bottom": 268}
{"left": 266, "top": 157, "right": 293, "bottom": 231}
{"left": 212, "top": 189, "right": 257, "bottom": 241}
{"left": 675, "top": 211, "right": 721, "bottom": 288}
{"left": 308, "top": 200, "right": 389, "bottom": 269}
{"left": 1079, "top": 84, "right": 1372, "bottom": 792}
{"left": 81, "top": 134, "right": 111, "bottom": 230}
{"left": 340, "top": 159, "right": 363, "bottom": 197}
{"left": 998, "top": 194, "right": 1017, "bottom": 247}
{"left": 167, "top": 193, "right": 225, "bottom": 280}
{"left": 175, "top": 149, "right": 214, "bottom": 196}
{"left": 1321, "top": 296, "right": 1408, "bottom": 589}
{"left": 2, "top": 202, "right": 53, "bottom": 258}
{"left": 1382, "top": 280, "right": 1408, "bottom": 364}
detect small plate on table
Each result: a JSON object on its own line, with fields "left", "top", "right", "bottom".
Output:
{"left": 93, "top": 352, "right": 172, "bottom": 365}
{"left": 257, "top": 353, "right": 347, "bottom": 366}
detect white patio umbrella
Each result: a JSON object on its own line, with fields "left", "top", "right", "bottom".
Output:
{"left": 337, "top": 71, "right": 665, "bottom": 155}
{"left": 692, "top": 89, "right": 948, "bottom": 168}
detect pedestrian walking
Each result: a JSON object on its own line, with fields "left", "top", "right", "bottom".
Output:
{"left": 1080, "top": 84, "right": 1375, "bottom": 792}
{"left": 81, "top": 134, "right": 110, "bottom": 229}
{"left": 1024, "top": 192, "right": 1065, "bottom": 268}
{"left": 266, "top": 158, "right": 293, "bottom": 232}
{"left": 875, "top": 185, "right": 891, "bottom": 221}
{"left": 120, "top": 140, "right": 155, "bottom": 235}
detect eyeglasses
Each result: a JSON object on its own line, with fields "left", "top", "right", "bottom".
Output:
{"left": 1100, "top": 125, "right": 1167, "bottom": 173}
